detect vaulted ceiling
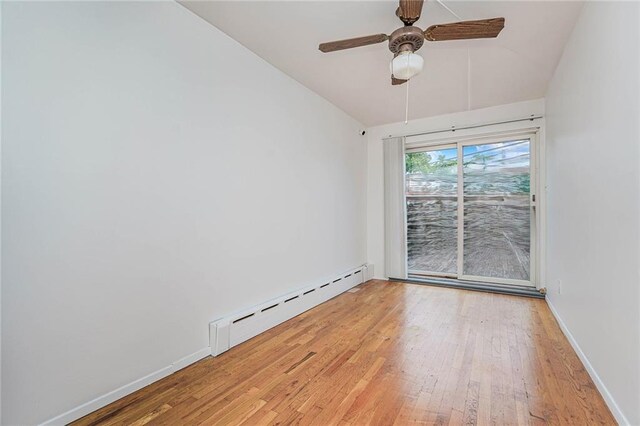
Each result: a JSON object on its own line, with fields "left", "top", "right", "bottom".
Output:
{"left": 180, "top": 1, "right": 583, "bottom": 126}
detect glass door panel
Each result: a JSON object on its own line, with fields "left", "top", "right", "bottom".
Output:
{"left": 462, "top": 140, "right": 531, "bottom": 282}
{"left": 405, "top": 147, "right": 458, "bottom": 275}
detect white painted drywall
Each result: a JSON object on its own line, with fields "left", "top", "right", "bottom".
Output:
{"left": 1, "top": 2, "right": 366, "bottom": 424}
{"left": 545, "top": 2, "right": 640, "bottom": 424}
{"left": 365, "top": 99, "right": 545, "bottom": 279}
{"left": 0, "top": 2, "right": 3, "bottom": 422}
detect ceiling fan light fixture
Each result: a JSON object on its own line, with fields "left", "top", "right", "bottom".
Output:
{"left": 317, "top": 0, "right": 505, "bottom": 86}
{"left": 390, "top": 50, "right": 424, "bottom": 81}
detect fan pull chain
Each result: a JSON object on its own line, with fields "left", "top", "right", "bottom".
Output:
{"left": 405, "top": 78, "right": 410, "bottom": 124}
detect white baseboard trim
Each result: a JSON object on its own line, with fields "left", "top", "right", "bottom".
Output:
{"left": 39, "top": 347, "right": 211, "bottom": 426}
{"left": 172, "top": 347, "right": 211, "bottom": 372}
{"left": 546, "top": 298, "right": 629, "bottom": 425}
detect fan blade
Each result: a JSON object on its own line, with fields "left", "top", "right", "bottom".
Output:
{"left": 319, "top": 34, "right": 389, "bottom": 53}
{"left": 396, "top": 0, "right": 424, "bottom": 25}
{"left": 424, "top": 17, "right": 505, "bottom": 41}
{"left": 392, "top": 76, "right": 408, "bottom": 85}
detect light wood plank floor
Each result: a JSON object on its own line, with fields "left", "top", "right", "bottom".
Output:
{"left": 73, "top": 280, "right": 615, "bottom": 425}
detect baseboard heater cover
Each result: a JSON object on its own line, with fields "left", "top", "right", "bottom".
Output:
{"left": 210, "top": 264, "right": 372, "bottom": 356}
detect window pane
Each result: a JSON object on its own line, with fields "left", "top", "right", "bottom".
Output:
{"left": 462, "top": 140, "right": 530, "bottom": 281}
{"left": 405, "top": 149, "right": 458, "bottom": 274}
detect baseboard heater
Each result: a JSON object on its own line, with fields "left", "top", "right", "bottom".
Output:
{"left": 210, "top": 263, "right": 374, "bottom": 356}
{"left": 401, "top": 275, "right": 545, "bottom": 299}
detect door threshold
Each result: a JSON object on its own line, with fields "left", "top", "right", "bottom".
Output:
{"left": 399, "top": 276, "right": 545, "bottom": 299}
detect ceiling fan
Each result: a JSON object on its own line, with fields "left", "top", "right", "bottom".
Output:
{"left": 318, "top": 0, "right": 505, "bottom": 85}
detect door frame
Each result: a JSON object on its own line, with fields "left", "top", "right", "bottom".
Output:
{"left": 404, "top": 123, "right": 545, "bottom": 289}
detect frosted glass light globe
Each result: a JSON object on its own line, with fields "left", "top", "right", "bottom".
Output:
{"left": 390, "top": 51, "right": 424, "bottom": 80}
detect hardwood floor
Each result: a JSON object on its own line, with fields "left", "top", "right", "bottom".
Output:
{"left": 73, "top": 280, "right": 615, "bottom": 425}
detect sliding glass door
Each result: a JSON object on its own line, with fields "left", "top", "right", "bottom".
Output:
{"left": 460, "top": 139, "right": 532, "bottom": 284}
{"left": 406, "top": 135, "right": 535, "bottom": 287}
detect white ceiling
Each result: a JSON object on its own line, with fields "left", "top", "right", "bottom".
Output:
{"left": 180, "top": 1, "right": 583, "bottom": 126}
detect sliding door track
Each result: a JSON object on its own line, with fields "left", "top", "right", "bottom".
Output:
{"left": 397, "top": 275, "right": 545, "bottom": 299}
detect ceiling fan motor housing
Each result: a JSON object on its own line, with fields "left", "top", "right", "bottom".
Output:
{"left": 388, "top": 26, "right": 424, "bottom": 54}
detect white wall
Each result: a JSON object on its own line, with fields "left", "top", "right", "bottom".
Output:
{"left": 366, "top": 99, "right": 545, "bottom": 279}
{"left": 544, "top": 2, "right": 640, "bottom": 424}
{"left": 0, "top": 2, "right": 3, "bottom": 421}
{"left": 1, "top": 2, "right": 366, "bottom": 424}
